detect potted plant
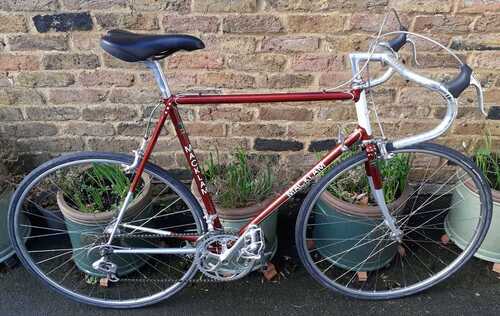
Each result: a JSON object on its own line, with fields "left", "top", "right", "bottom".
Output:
{"left": 445, "top": 133, "right": 500, "bottom": 270}
{"left": 57, "top": 163, "right": 153, "bottom": 277}
{"left": 312, "top": 151, "right": 412, "bottom": 273}
{"left": 191, "top": 149, "right": 279, "bottom": 269}
{"left": 0, "top": 162, "right": 29, "bottom": 268}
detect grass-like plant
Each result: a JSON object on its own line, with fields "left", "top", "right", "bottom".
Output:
{"left": 474, "top": 132, "right": 500, "bottom": 191}
{"left": 324, "top": 149, "right": 411, "bottom": 205}
{"left": 202, "top": 149, "right": 276, "bottom": 208}
{"left": 60, "top": 164, "right": 133, "bottom": 213}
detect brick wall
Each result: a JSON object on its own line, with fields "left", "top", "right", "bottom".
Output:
{"left": 0, "top": 0, "right": 498, "bottom": 177}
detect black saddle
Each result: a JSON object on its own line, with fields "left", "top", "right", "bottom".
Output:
{"left": 100, "top": 30, "right": 205, "bottom": 62}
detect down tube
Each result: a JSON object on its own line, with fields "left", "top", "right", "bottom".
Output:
{"left": 239, "top": 127, "right": 366, "bottom": 235}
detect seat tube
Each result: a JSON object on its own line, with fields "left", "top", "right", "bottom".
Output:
{"left": 144, "top": 59, "right": 172, "bottom": 98}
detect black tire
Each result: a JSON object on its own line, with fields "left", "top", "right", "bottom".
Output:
{"left": 295, "top": 143, "right": 493, "bottom": 300}
{"left": 9, "top": 152, "right": 207, "bottom": 308}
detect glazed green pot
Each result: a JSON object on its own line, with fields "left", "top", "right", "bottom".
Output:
{"left": 191, "top": 182, "right": 278, "bottom": 269}
{"left": 312, "top": 187, "right": 411, "bottom": 272}
{"left": 445, "top": 179, "right": 500, "bottom": 262}
{"left": 0, "top": 189, "right": 15, "bottom": 263}
{"left": 1, "top": 189, "right": 30, "bottom": 265}
{"left": 57, "top": 174, "right": 153, "bottom": 277}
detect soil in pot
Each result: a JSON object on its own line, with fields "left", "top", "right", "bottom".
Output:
{"left": 58, "top": 172, "right": 153, "bottom": 277}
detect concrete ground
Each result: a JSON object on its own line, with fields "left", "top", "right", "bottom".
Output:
{"left": 1, "top": 200, "right": 500, "bottom": 316}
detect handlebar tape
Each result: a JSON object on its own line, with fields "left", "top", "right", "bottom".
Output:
{"left": 444, "top": 64, "right": 473, "bottom": 98}
{"left": 387, "top": 27, "right": 408, "bottom": 52}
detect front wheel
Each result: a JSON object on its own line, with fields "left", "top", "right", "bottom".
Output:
{"left": 296, "top": 143, "right": 492, "bottom": 299}
{"left": 9, "top": 152, "right": 207, "bottom": 308}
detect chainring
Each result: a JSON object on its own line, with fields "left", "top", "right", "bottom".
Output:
{"left": 195, "top": 233, "right": 255, "bottom": 281}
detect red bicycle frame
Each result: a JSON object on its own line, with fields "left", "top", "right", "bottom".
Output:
{"left": 130, "top": 89, "right": 371, "bottom": 235}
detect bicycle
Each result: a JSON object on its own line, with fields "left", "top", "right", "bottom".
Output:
{"left": 8, "top": 14, "right": 493, "bottom": 309}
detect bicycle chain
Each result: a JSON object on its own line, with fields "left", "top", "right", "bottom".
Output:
{"left": 101, "top": 232, "right": 224, "bottom": 284}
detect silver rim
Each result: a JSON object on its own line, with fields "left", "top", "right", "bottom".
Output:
{"left": 300, "top": 147, "right": 490, "bottom": 298}
{"left": 12, "top": 157, "right": 204, "bottom": 307}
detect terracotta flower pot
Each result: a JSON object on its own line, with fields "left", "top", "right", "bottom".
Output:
{"left": 312, "top": 185, "right": 412, "bottom": 271}
{"left": 57, "top": 173, "right": 153, "bottom": 277}
{"left": 191, "top": 182, "right": 278, "bottom": 269}
{"left": 445, "top": 178, "right": 500, "bottom": 262}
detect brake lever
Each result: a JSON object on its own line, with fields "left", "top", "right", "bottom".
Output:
{"left": 470, "top": 74, "right": 487, "bottom": 116}
{"left": 407, "top": 38, "right": 420, "bottom": 66}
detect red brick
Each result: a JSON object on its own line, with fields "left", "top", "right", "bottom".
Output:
{"left": 108, "top": 88, "right": 159, "bottom": 104}
{"left": 87, "top": 137, "right": 140, "bottom": 152}
{"left": 414, "top": 15, "right": 473, "bottom": 33}
{"left": 62, "top": 122, "right": 115, "bottom": 136}
{"left": 184, "top": 122, "right": 226, "bottom": 136}
{"left": 458, "top": 0, "right": 500, "bottom": 13}
{"left": 1, "top": 0, "right": 59, "bottom": 11}
{"left": 71, "top": 33, "right": 100, "bottom": 50}
{"left": 198, "top": 72, "right": 257, "bottom": 89}
{"left": 78, "top": 70, "right": 135, "bottom": 87}
{"left": 323, "top": 35, "right": 372, "bottom": 52}
{"left": 231, "top": 123, "right": 286, "bottom": 137}
{"left": 16, "top": 72, "right": 75, "bottom": 88}
{"left": 82, "top": 105, "right": 139, "bottom": 121}
{"left": 193, "top": 0, "right": 257, "bottom": 13}
{"left": 472, "top": 52, "right": 500, "bottom": 69}
{"left": 49, "top": 89, "right": 108, "bottom": 104}
{"left": 167, "top": 53, "right": 224, "bottom": 70}
{"left": 0, "top": 14, "right": 27, "bottom": 32}
{"left": 474, "top": 14, "right": 500, "bottom": 32}
{"left": 266, "top": 0, "right": 388, "bottom": 12}
{"left": 319, "top": 72, "right": 355, "bottom": 87}
{"left": 349, "top": 13, "right": 410, "bottom": 32}
{"left": 261, "top": 36, "right": 320, "bottom": 52}
{"left": 0, "top": 54, "right": 39, "bottom": 71}
{"left": 95, "top": 13, "right": 159, "bottom": 31}
{"left": 198, "top": 106, "right": 255, "bottom": 122}
{"left": 201, "top": 35, "right": 257, "bottom": 54}
{"left": 412, "top": 53, "right": 465, "bottom": 68}
{"left": 226, "top": 54, "right": 287, "bottom": 72}
{"left": 288, "top": 122, "right": 343, "bottom": 137}
{"left": 42, "top": 53, "right": 100, "bottom": 70}
{"left": 223, "top": 15, "right": 284, "bottom": 33}
{"left": 192, "top": 137, "right": 251, "bottom": 151}
{"left": 291, "top": 54, "right": 344, "bottom": 72}
{"left": 129, "top": 0, "right": 190, "bottom": 13}
{"left": 263, "top": 74, "right": 315, "bottom": 89}
{"left": 0, "top": 88, "right": 45, "bottom": 105}
{"left": 288, "top": 14, "right": 346, "bottom": 33}
{"left": 163, "top": 15, "right": 219, "bottom": 33}
{"left": 8, "top": 34, "right": 69, "bottom": 51}
{"left": 62, "top": 0, "right": 127, "bottom": 10}
{"left": 389, "top": 0, "right": 452, "bottom": 13}
{"left": 259, "top": 107, "right": 313, "bottom": 121}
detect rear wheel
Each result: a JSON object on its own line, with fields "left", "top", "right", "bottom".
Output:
{"left": 296, "top": 143, "right": 492, "bottom": 299}
{"left": 9, "top": 152, "right": 206, "bottom": 308}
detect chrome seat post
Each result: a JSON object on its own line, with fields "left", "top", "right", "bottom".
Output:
{"left": 143, "top": 59, "right": 172, "bottom": 98}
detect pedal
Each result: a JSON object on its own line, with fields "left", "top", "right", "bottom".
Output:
{"left": 240, "top": 226, "right": 265, "bottom": 260}
{"left": 92, "top": 257, "right": 117, "bottom": 275}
